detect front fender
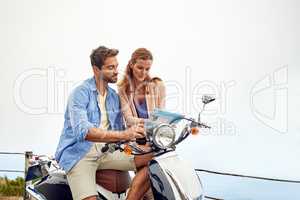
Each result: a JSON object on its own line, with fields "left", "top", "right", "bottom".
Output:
{"left": 149, "top": 151, "right": 204, "bottom": 200}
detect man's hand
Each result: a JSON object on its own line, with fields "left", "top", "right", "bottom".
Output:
{"left": 86, "top": 123, "right": 145, "bottom": 143}
{"left": 124, "top": 123, "right": 145, "bottom": 140}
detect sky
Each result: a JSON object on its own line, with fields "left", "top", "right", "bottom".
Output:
{"left": 0, "top": 0, "right": 299, "bottom": 182}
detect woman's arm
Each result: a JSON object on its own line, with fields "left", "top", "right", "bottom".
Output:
{"left": 118, "top": 88, "right": 144, "bottom": 127}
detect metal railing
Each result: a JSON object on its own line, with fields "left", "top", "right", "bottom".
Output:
{"left": 195, "top": 168, "right": 300, "bottom": 184}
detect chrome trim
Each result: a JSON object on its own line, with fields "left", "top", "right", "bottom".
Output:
{"left": 153, "top": 123, "right": 176, "bottom": 149}
{"left": 26, "top": 185, "right": 47, "bottom": 200}
{"left": 165, "top": 169, "right": 193, "bottom": 200}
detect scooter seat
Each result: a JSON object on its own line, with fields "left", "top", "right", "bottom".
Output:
{"left": 96, "top": 169, "right": 131, "bottom": 193}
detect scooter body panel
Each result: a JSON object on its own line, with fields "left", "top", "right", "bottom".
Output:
{"left": 149, "top": 151, "right": 204, "bottom": 200}
{"left": 27, "top": 171, "right": 127, "bottom": 200}
{"left": 33, "top": 173, "right": 73, "bottom": 200}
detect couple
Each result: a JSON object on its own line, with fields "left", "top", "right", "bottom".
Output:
{"left": 55, "top": 46, "right": 165, "bottom": 200}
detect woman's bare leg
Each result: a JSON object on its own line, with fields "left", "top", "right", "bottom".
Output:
{"left": 126, "top": 167, "right": 150, "bottom": 200}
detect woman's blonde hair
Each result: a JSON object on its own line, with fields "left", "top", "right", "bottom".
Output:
{"left": 118, "top": 48, "right": 153, "bottom": 94}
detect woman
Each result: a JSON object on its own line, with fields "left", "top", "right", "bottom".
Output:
{"left": 118, "top": 48, "right": 166, "bottom": 127}
{"left": 118, "top": 48, "right": 165, "bottom": 200}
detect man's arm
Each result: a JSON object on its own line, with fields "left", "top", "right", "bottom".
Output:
{"left": 85, "top": 124, "right": 145, "bottom": 142}
{"left": 68, "top": 86, "right": 145, "bottom": 143}
{"left": 68, "top": 86, "right": 96, "bottom": 142}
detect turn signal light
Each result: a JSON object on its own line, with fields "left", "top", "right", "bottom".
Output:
{"left": 124, "top": 144, "right": 133, "bottom": 155}
{"left": 191, "top": 127, "right": 199, "bottom": 135}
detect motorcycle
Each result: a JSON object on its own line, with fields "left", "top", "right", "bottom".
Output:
{"left": 25, "top": 95, "right": 215, "bottom": 200}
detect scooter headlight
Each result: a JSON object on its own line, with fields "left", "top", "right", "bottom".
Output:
{"left": 152, "top": 124, "right": 176, "bottom": 149}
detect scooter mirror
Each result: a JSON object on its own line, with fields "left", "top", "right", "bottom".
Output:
{"left": 198, "top": 95, "right": 216, "bottom": 123}
{"left": 202, "top": 95, "right": 215, "bottom": 104}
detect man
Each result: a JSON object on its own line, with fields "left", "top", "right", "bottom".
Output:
{"left": 55, "top": 46, "right": 151, "bottom": 200}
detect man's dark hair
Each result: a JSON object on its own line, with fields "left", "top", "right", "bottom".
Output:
{"left": 90, "top": 46, "right": 119, "bottom": 69}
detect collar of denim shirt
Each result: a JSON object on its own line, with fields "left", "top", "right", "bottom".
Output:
{"left": 87, "top": 76, "right": 115, "bottom": 97}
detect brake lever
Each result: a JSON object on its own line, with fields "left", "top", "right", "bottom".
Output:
{"left": 184, "top": 117, "right": 211, "bottom": 129}
{"left": 199, "top": 123, "right": 211, "bottom": 129}
{"left": 190, "top": 121, "right": 211, "bottom": 129}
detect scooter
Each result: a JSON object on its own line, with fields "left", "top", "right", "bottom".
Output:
{"left": 25, "top": 95, "right": 215, "bottom": 200}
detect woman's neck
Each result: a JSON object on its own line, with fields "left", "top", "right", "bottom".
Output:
{"left": 133, "top": 78, "right": 145, "bottom": 93}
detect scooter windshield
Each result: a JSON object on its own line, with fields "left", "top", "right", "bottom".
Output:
{"left": 152, "top": 109, "right": 184, "bottom": 122}
{"left": 145, "top": 109, "right": 185, "bottom": 130}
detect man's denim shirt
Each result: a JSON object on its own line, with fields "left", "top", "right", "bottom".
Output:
{"left": 55, "top": 77, "right": 125, "bottom": 173}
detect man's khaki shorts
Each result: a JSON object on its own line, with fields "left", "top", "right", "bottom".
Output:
{"left": 66, "top": 143, "right": 136, "bottom": 200}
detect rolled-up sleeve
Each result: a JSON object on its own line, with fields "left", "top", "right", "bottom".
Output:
{"left": 68, "top": 86, "right": 95, "bottom": 142}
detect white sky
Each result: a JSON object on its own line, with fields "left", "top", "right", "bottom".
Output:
{"left": 0, "top": 0, "right": 299, "bottom": 180}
